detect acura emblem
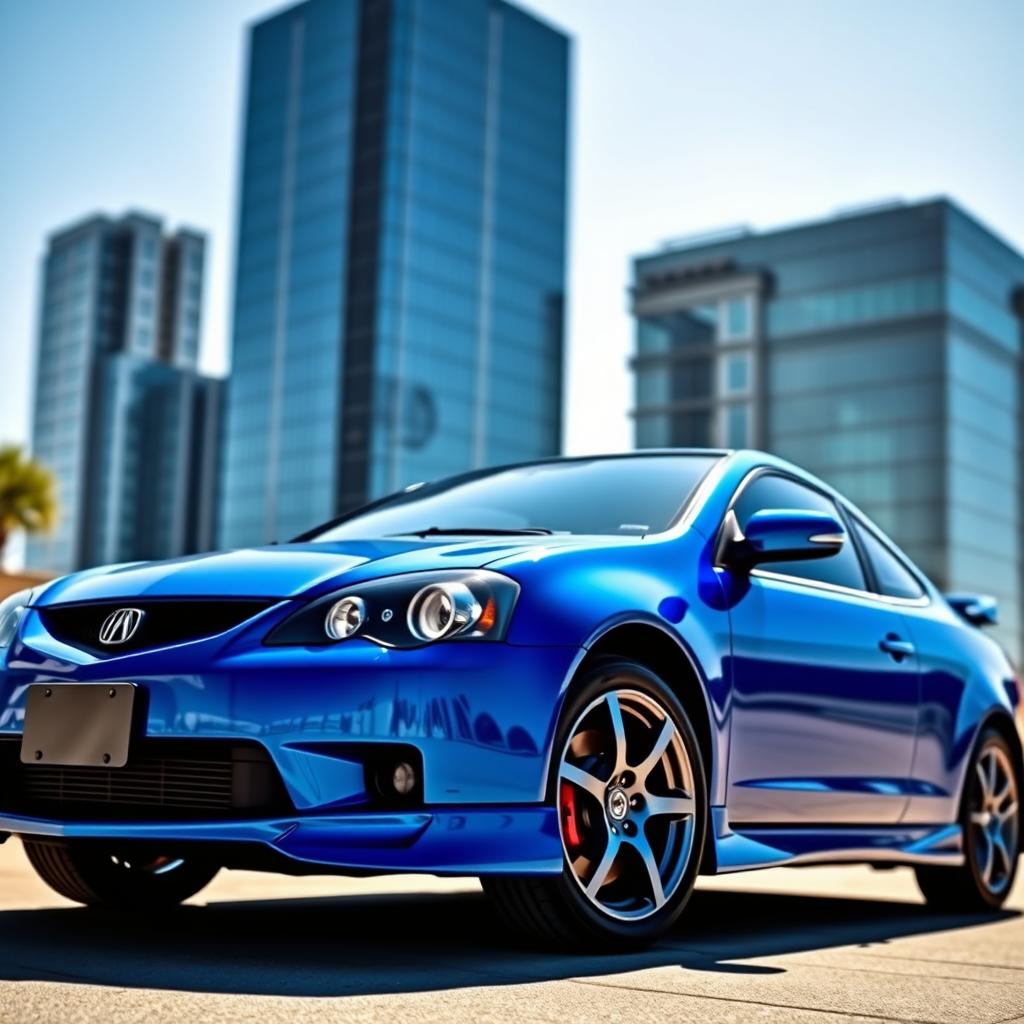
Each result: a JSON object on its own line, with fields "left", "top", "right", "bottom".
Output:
{"left": 98, "top": 608, "right": 145, "bottom": 645}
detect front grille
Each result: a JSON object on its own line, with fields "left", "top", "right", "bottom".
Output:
{"left": 0, "top": 739, "right": 292, "bottom": 820}
{"left": 37, "top": 599, "right": 275, "bottom": 656}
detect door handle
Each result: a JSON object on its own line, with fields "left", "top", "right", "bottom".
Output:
{"left": 879, "top": 635, "right": 916, "bottom": 662}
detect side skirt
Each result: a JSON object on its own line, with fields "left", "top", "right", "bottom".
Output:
{"left": 710, "top": 808, "right": 964, "bottom": 874}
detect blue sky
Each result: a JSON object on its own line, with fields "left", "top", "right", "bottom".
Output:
{"left": 1, "top": 0, "right": 1022, "bottom": 457}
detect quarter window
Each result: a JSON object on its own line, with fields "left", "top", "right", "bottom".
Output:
{"left": 732, "top": 474, "right": 866, "bottom": 591}
{"left": 850, "top": 518, "right": 925, "bottom": 599}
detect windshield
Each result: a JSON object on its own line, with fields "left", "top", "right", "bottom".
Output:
{"left": 304, "top": 454, "right": 720, "bottom": 541}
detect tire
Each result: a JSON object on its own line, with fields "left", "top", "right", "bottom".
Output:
{"left": 916, "top": 727, "right": 1020, "bottom": 912}
{"left": 23, "top": 839, "right": 219, "bottom": 909}
{"left": 483, "top": 658, "right": 708, "bottom": 949}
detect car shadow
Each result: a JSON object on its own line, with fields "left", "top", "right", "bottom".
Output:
{"left": 0, "top": 879, "right": 1015, "bottom": 997}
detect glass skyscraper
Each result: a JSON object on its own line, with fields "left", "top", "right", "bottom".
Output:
{"left": 631, "top": 198, "right": 1024, "bottom": 659}
{"left": 220, "top": 0, "right": 569, "bottom": 547}
{"left": 27, "top": 212, "right": 221, "bottom": 573}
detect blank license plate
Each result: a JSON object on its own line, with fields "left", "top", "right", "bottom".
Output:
{"left": 21, "top": 683, "right": 136, "bottom": 767}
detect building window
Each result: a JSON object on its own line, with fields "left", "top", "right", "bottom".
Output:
{"left": 766, "top": 274, "right": 942, "bottom": 337}
{"left": 637, "top": 294, "right": 755, "bottom": 354}
{"left": 722, "top": 352, "right": 751, "bottom": 396}
{"left": 672, "top": 410, "right": 712, "bottom": 446}
{"left": 635, "top": 414, "right": 669, "bottom": 449}
{"left": 636, "top": 368, "right": 669, "bottom": 406}
{"left": 723, "top": 403, "right": 750, "bottom": 447}
{"left": 721, "top": 295, "right": 753, "bottom": 341}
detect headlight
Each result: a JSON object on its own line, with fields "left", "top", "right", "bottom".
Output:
{"left": 408, "top": 582, "right": 479, "bottom": 642}
{"left": 0, "top": 588, "right": 36, "bottom": 649}
{"left": 265, "top": 570, "right": 519, "bottom": 649}
{"left": 325, "top": 595, "right": 366, "bottom": 640}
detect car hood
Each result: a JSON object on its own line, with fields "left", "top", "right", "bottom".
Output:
{"left": 34, "top": 537, "right": 591, "bottom": 606}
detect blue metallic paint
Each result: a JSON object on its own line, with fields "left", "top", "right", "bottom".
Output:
{"left": 724, "top": 575, "right": 920, "bottom": 825}
{"left": 0, "top": 450, "right": 1019, "bottom": 881}
{"left": 736, "top": 507, "right": 845, "bottom": 564}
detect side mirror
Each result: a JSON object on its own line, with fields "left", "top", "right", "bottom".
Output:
{"left": 720, "top": 508, "right": 846, "bottom": 570}
{"left": 946, "top": 593, "right": 998, "bottom": 628}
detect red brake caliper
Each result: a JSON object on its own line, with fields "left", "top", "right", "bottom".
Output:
{"left": 560, "top": 781, "right": 583, "bottom": 849}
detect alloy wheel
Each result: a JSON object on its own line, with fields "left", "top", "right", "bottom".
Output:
{"left": 970, "top": 742, "right": 1019, "bottom": 896}
{"left": 557, "top": 688, "right": 697, "bottom": 920}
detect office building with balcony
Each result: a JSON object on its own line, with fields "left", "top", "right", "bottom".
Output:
{"left": 27, "top": 212, "right": 221, "bottom": 573}
{"left": 631, "top": 198, "right": 1024, "bottom": 658}
{"left": 220, "top": 0, "right": 569, "bottom": 547}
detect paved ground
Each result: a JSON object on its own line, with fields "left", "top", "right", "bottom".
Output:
{"left": 0, "top": 839, "right": 1022, "bottom": 1023}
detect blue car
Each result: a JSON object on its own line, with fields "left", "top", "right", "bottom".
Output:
{"left": 0, "top": 450, "right": 1019, "bottom": 948}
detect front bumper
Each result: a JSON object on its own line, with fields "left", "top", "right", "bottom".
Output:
{"left": 0, "top": 805, "right": 563, "bottom": 876}
{"left": 0, "top": 612, "right": 581, "bottom": 875}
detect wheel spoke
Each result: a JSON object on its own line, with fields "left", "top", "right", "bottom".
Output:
{"left": 646, "top": 793, "right": 696, "bottom": 819}
{"left": 605, "top": 692, "right": 628, "bottom": 774}
{"left": 586, "top": 834, "right": 621, "bottom": 899}
{"left": 993, "top": 831, "right": 1012, "bottom": 875}
{"left": 987, "top": 752, "right": 998, "bottom": 798}
{"left": 630, "top": 834, "right": 666, "bottom": 909}
{"left": 635, "top": 716, "right": 675, "bottom": 781}
{"left": 997, "top": 799, "right": 1018, "bottom": 823}
{"left": 560, "top": 762, "right": 606, "bottom": 802}
{"left": 993, "top": 775, "right": 1013, "bottom": 805}
{"left": 976, "top": 761, "right": 989, "bottom": 802}
{"left": 979, "top": 832, "right": 995, "bottom": 886}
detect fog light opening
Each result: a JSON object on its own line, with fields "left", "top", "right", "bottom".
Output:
{"left": 391, "top": 761, "right": 417, "bottom": 796}
{"left": 365, "top": 746, "right": 423, "bottom": 806}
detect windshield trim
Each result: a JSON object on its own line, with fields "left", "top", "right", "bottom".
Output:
{"left": 292, "top": 451, "right": 728, "bottom": 543}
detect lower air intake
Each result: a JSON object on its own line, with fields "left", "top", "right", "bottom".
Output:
{"left": 0, "top": 739, "right": 292, "bottom": 820}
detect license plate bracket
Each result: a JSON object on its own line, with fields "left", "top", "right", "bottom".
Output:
{"left": 21, "top": 683, "right": 137, "bottom": 768}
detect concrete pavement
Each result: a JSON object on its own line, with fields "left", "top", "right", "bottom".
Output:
{"left": 0, "top": 838, "right": 1022, "bottom": 1023}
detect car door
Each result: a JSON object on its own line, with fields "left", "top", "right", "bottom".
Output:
{"left": 844, "top": 513, "right": 975, "bottom": 829}
{"left": 723, "top": 471, "right": 920, "bottom": 826}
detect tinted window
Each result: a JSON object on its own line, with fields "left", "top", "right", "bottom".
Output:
{"left": 733, "top": 474, "right": 866, "bottom": 591}
{"left": 851, "top": 518, "right": 925, "bottom": 599}
{"left": 308, "top": 455, "right": 720, "bottom": 540}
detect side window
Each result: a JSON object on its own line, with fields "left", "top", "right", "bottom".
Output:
{"left": 732, "top": 474, "right": 867, "bottom": 591}
{"left": 850, "top": 518, "right": 926, "bottom": 600}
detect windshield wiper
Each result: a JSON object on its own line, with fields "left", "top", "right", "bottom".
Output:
{"left": 391, "top": 526, "right": 554, "bottom": 538}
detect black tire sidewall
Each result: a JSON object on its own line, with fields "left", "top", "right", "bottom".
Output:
{"left": 548, "top": 657, "right": 708, "bottom": 946}
{"left": 26, "top": 840, "right": 218, "bottom": 909}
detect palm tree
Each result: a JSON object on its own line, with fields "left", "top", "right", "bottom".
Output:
{"left": 0, "top": 445, "right": 57, "bottom": 569}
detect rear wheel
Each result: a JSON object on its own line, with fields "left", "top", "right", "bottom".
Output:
{"left": 484, "top": 659, "right": 707, "bottom": 949}
{"left": 916, "top": 728, "right": 1020, "bottom": 911}
{"left": 23, "top": 839, "right": 219, "bottom": 909}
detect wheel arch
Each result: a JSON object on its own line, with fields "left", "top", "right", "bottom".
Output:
{"left": 570, "top": 620, "right": 720, "bottom": 870}
{"left": 976, "top": 709, "right": 1024, "bottom": 796}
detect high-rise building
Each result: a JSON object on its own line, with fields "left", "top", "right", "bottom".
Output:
{"left": 631, "top": 198, "right": 1024, "bottom": 659}
{"left": 220, "top": 0, "right": 569, "bottom": 547}
{"left": 27, "top": 212, "right": 221, "bottom": 573}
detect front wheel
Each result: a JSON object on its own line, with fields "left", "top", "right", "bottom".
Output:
{"left": 916, "top": 728, "right": 1020, "bottom": 911}
{"left": 23, "top": 839, "right": 219, "bottom": 909}
{"left": 484, "top": 659, "right": 708, "bottom": 949}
